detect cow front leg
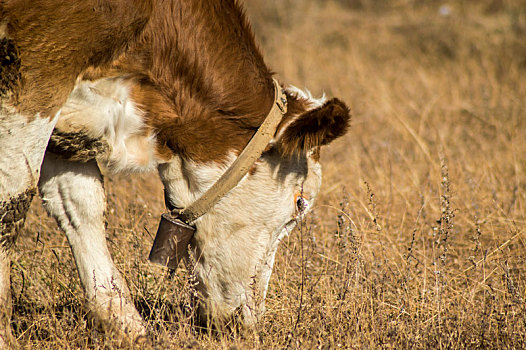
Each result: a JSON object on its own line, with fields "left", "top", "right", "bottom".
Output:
{"left": 38, "top": 153, "right": 146, "bottom": 340}
{"left": 1, "top": 107, "right": 57, "bottom": 348}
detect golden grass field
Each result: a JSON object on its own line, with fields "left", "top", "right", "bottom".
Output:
{"left": 12, "top": 0, "right": 526, "bottom": 348}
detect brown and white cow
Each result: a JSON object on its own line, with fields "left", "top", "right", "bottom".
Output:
{"left": 0, "top": 0, "right": 350, "bottom": 345}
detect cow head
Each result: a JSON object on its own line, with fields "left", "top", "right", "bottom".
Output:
{"left": 157, "top": 87, "right": 350, "bottom": 326}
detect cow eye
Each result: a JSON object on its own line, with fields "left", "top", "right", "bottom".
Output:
{"left": 294, "top": 191, "right": 310, "bottom": 215}
{"left": 296, "top": 197, "right": 308, "bottom": 213}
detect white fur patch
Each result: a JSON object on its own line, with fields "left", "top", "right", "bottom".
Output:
{"left": 159, "top": 153, "right": 237, "bottom": 209}
{"left": 0, "top": 109, "right": 58, "bottom": 199}
{"left": 59, "top": 77, "right": 158, "bottom": 173}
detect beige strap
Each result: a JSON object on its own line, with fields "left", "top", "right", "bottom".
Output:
{"left": 177, "top": 78, "right": 287, "bottom": 224}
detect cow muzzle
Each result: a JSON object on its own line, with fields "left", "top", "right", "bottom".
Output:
{"left": 148, "top": 213, "right": 195, "bottom": 269}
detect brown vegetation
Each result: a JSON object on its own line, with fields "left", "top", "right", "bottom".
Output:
{"left": 13, "top": 0, "right": 526, "bottom": 348}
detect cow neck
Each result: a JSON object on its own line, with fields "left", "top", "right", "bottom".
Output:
{"left": 175, "top": 78, "right": 287, "bottom": 224}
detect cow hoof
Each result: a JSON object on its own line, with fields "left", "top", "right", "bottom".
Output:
{"left": 87, "top": 303, "right": 147, "bottom": 344}
{"left": 90, "top": 318, "right": 148, "bottom": 346}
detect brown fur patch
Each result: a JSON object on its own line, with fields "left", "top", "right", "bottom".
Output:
{"left": 122, "top": 1, "right": 275, "bottom": 163}
{"left": 0, "top": 37, "right": 20, "bottom": 101}
{"left": 47, "top": 130, "right": 109, "bottom": 162}
{"left": 276, "top": 98, "right": 351, "bottom": 157}
{"left": 0, "top": 188, "right": 36, "bottom": 250}
{"left": 1, "top": 0, "right": 152, "bottom": 117}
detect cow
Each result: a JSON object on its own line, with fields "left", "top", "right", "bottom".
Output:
{"left": 0, "top": 0, "right": 350, "bottom": 345}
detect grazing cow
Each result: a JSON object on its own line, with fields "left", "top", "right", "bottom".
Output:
{"left": 0, "top": 0, "right": 350, "bottom": 345}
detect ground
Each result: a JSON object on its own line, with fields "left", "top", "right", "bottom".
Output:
{"left": 11, "top": 0, "right": 526, "bottom": 348}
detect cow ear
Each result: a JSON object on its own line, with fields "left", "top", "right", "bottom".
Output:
{"left": 274, "top": 98, "right": 350, "bottom": 157}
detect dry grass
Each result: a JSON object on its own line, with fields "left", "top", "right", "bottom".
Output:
{"left": 12, "top": 0, "right": 526, "bottom": 348}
